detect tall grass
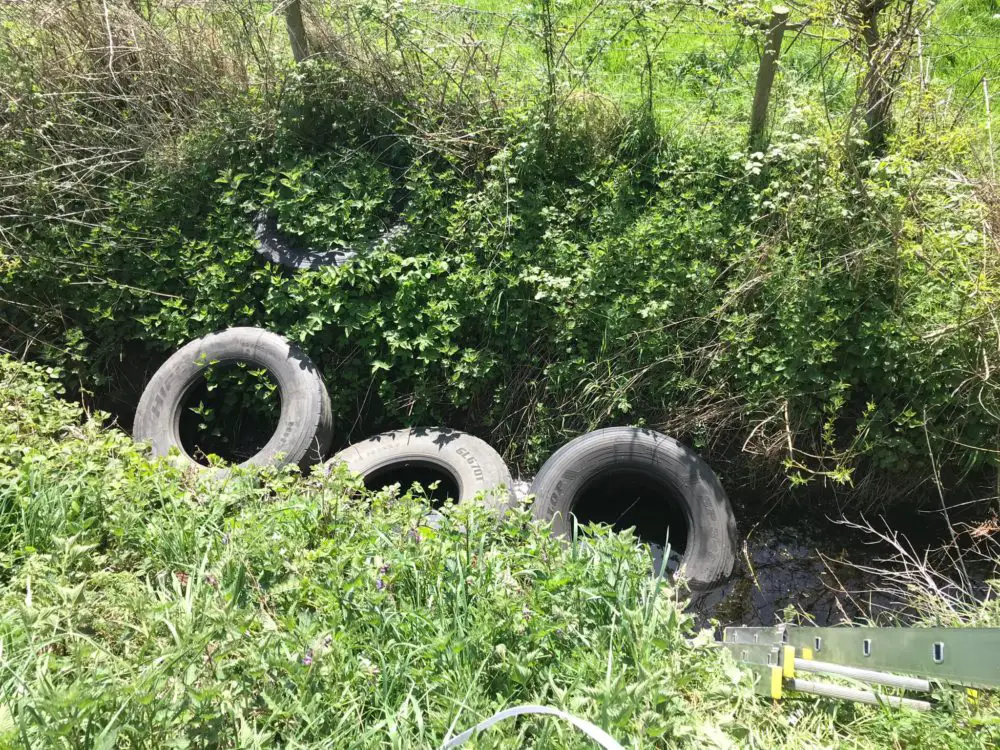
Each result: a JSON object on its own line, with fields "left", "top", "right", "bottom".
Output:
{"left": 2, "top": 355, "right": 999, "bottom": 748}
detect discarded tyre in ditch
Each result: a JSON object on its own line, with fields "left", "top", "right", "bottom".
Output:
{"left": 329, "top": 427, "right": 516, "bottom": 509}
{"left": 133, "top": 327, "right": 333, "bottom": 471}
{"left": 530, "top": 427, "right": 737, "bottom": 587}
{"left": 253, "top": 208, "right": 408, "bottom": 270}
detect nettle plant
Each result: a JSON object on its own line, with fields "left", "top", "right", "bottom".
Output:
{"left": 252, "top": 151, "right": 400, "bottom": 249}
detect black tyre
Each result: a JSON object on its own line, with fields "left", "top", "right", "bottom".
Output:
{"left": 133, "top": 327, "right": 333, "bottom": 471}
{"left": 530, "top": 427, "right": 737, "bottom": 587}
{"left": 253, "top": 209, "right": 407, "bottom": 270}
{"left": 330, "top": 427, "right": 515, "bottom": 509}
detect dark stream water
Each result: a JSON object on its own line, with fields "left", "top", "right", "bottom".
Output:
{"left": 514, "top": 478, "right": 998, "bottom": 627}
{"left": 689, "top": 517, "right": 997, "bottom": 627}
{"left": 688, "top": 525, "right": 893, "bottom": 627}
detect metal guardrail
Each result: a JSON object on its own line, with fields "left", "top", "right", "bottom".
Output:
{"left": 718, "top": 625, "right": 1000, "bottom": 709}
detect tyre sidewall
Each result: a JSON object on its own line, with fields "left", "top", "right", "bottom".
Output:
{"left": 133, "top": 328, "right": 333, "bottom": 470}
{"left": 332, "top": 428, "right": 515, "bottom": 509}
{"left": 530, "top": 427, "right": 736, "bottom": 586}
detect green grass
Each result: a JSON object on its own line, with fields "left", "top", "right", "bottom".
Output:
{"left": 336, "top": 0, "right": 1000, "bottom": 149}
{"left": 2, "top": 356, "right": 1000, "bottom": 748}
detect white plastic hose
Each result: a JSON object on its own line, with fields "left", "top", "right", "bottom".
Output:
{"left": 440, "top": 704, "right": 626, "bottom": 749}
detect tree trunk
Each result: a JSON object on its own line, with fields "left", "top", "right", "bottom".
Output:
{"left": 285, "top": 0, "right": 308, "bottom": 63}
{"left": 860, "top": 0, "right": 891, "bottom": 154}
{"left": 748, "top": 6, "right": 790, "bottom": 153}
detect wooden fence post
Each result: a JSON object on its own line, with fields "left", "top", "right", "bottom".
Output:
{"left": 748, "top": 6, "right": 790, "bottom": 152}
{"left": 285, "top": 0, "right": 308, "bottom": 63}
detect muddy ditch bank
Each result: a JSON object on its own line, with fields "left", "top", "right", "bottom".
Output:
{"left": 689, "top": 512, "right": 998, "bottom": 627}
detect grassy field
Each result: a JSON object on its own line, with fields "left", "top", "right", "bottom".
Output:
{"left": 310, "top": 0, "right": 1000, "bottom": 149}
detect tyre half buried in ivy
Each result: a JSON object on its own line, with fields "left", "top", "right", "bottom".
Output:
{"left": 253, "top": 208, "right": 408, "bottom": 270}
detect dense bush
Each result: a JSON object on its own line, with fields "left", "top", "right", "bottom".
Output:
{"left": 5, "top": 58, "right": 998, "bottom": 501}
{"left": 2, "top": 354, "right": 997, "bottom": 748}
{"left": 2, "top": 3, "right": 999, "bottom": 507}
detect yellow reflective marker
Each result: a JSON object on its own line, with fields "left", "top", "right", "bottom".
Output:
{"left": 783, "top": 646, "right": 796, "bottom": 678}
{"left": 769, "top": 666, "right": 783, "bottom": 699}
{"left": 800, "top": 647, "right": 814, "bottom": 661}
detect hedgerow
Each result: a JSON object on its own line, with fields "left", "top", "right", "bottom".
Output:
{"left": 2, "top": 3, "right": 999, "bottom": 506}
